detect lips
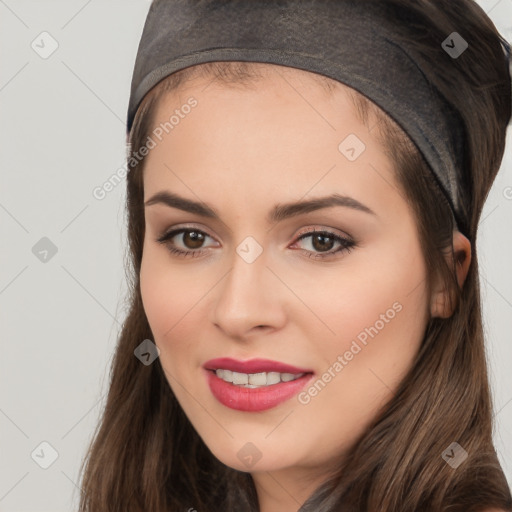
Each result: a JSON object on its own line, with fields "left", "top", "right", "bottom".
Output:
{"left": 203, "top": 357, "right": 314, "bottom": 374}
{"left": 204, "top": 369, "right": 314, "bottom": 412}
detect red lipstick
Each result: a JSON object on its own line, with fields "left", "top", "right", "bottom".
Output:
{"left": 203, "top": 357, "right": 313, "bottom": 374}
{"left": 203, "top": 357, "right": 314, "bottom": 412}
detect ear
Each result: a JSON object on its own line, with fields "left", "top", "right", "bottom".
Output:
{"left": 430, "top": 230, "right": 471, "bottom": 319}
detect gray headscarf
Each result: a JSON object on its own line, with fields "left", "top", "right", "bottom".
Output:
{"left": 127, "top": 0, "right": 512, "bottom": 236}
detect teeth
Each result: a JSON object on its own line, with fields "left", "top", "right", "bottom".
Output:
{"left": 266, "top": 372, "right": 281, "bottom": 385}
{"left": 232, "top": 371, "right": 248, "bottom": 385}
{"left": 217, "top": 369, "right": 233, "bottom": 382}
{"left": 248, "top": 372, "right": 267, "bottom": 385}
{"left": 215, "top": 369, "right": 305, "bottom": 387}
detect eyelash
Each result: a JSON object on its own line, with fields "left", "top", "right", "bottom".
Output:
{"left": 156, "top": 226, "right": 356, "bottom": 260}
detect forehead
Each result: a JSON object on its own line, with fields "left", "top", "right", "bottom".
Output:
{"left": 145, "top": 66, "right": 361, "bottom": 163}
{"left": 141, "top": 66, "right": 403, "bottom": 223}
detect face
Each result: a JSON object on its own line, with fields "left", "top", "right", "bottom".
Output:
{"left": 139, "top": 66, "right": 431, "bottom": 494}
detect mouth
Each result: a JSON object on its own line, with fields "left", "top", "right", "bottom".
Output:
{"left": 203, "top": 357, "right": 315, "bottom": 412}
{"left": 208, "top": 368, "right": 308, "bottom": 387}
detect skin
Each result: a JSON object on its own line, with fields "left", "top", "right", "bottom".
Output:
{"left": 139, "top": 65, "right": 471, "bottom": 512}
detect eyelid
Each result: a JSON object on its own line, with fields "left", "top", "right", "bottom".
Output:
{"left": 157, "top": 222, "right": 356, "bottom": 260}
{"left": 156, "top": 227, "right": 357, "bottom": 261}
{"left": 293, "top": 224, "right": 353, "bottom": 242}
{"left": 158, "top": 225, "right": 220, "bottom": 250}
{"left": 159, "top": 223, "right": 218, "bottom": 240}
{"left": 159, "top": 223, "right": 353, "bottom": 244}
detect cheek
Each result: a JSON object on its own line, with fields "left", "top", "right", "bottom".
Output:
{"left": 328, "top": 266, "right": 427, "bottom": 350}
{"left": 140, "top": 253, "right": 176, "bottom": 337}
{"left": 299, "top": 234, "right": 429, "bottom": 393}
{"left": 140, "top": 245, "right": 203, "bottom": 338}
{"left": 139, "top": 247, "right": 220, "bottom": 378}
{"left": 295, "top": 239, "right": 427, "bottom": 346}
{"left": 139, "top": 257, "right": 197, "bottom": 399}
{"left": 293, "top": 253, "right": 428, "bottom": 462}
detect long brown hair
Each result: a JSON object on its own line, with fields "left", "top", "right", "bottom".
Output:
{"left": 77, "top": 0, "right": 512, "bottom": 510}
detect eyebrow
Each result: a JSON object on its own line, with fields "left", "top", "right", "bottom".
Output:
{"left": 144, "top": 191, "right": 376, "bottom": 224}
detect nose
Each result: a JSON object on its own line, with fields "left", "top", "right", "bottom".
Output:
{"left": 210, "top": 245, "right": 287, "bottom": 341}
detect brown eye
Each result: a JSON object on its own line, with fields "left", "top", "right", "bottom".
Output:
{"left": 293, "top": 229, "right": 356, "bottom": 259}
{"left": 310, "top": 233, "right": 335, "bottom": 252}
{"left": 182, "top": 231, "right": 205, "bottom": 249}
{"left": 156, "top": 228, "right": 216, "bottom": 257}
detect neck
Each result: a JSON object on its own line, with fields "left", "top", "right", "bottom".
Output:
{"left": 251, "top": 465, "right": 335, "bottom": 512}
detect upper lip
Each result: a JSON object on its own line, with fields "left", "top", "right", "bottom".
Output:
{"left": 203, "top": 357, "right": 314, "bottom": 374}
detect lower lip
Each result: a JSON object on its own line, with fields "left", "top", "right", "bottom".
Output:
{"left": 204, "top": 369, "right": 314, "bottom": 412}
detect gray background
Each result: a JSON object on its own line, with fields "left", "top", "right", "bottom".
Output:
{"left": 0, "top": 1, "right": 511, "bottom": 510}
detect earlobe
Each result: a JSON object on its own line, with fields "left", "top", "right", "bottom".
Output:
{"left": 430, "top": 230, "right": 471, "bottom": 319}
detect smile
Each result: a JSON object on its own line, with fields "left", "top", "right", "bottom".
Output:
{"left": 204, "top": 368, "right": 314, "bottom": 412}
{"left": 215, "top": 369, "right": 306, "bottom": 387}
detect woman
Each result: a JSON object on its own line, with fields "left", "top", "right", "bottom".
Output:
{"left": 78, "top": 0, "right": 512, "bottom": 510}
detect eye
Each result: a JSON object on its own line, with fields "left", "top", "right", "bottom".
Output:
{"left": 291, "top": 227, "right": 355, "bottom": 259}
{"left": 156, "top": 227, "right": 217, "bottom": 258}
{"left": 156, "top": 225, "right": 356, "bottom": 260}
